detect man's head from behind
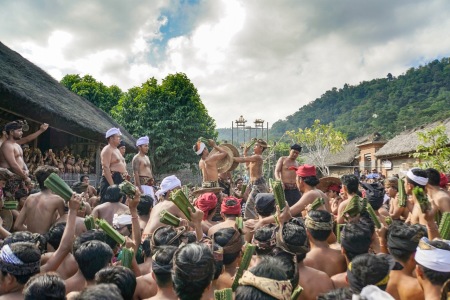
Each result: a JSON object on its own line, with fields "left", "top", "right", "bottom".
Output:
{"left": 340, "top": 223, "right": 372, "bottom": 262}
{"left": 74, "top": 240, "right": 113, "bottom": 281}
{"left": 152, "top": 245, "right": 178, "bottom": 288}
{"left": 35, "top": 165, "right": 59, "bottom": 190}
{"left": 305, "top": 210, "right": 333, "bottom": 241}
{"left": 103, "top": 185, "right": 123, "bottom": 203}
{"left": 213, "top": 228, "right": 243, "bottom": 265}
{"left": 23, "top": 272, "right": 65, "bottom": 300}
{"left": 387, "top": 223, "right": 425, "bottom": 264}
{"left": 95, "top": 266, "right": 136, "bottom": 300}
{"left": 172, "top": 243, "right": 215, "bottom": 300}
{"left": 415, "top": 238, "right": 450, "bottom": 288}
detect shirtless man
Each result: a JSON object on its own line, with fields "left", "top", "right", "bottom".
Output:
{"left": 0, "top": 122, "right": 32, "bottom": 192}
{"left": 193, "top": 139, "right": 227, "bottom": 187}
{"left": 337, "top": 174, "right": 361, "bottom": 224}
{"left": 425, "top": 168, "right": 450, "bottom": 213}
{"left": 91, "top": 185, "right": 130, "bottom": 225}
{"left": 404, "top": 168, "right": 430, "bottom": 225}
{"left": 99, "top": 128, "right": 127, "bottom": 202}
{"left": 14, "top": 165, "right": 66, "bottom": 234}
{"left": 142, "top": 175, "right": 187, "bottom": 237}
{"left": 303, "top": 210, "right": 346, "bottom": 277}
{"left": 132, "top": 136, "right": 155, "bottom": 203}
{"left": 233, "top": 139, "right": 269, "bottom": 219}
{"left": 250, "top": 165, "right": 329, "bottom": 230}
{"left": 275, "top": 143, "right": 302, "bottom": 207}
{"left": 0, "top": 121, "right": 48, "bottom": 148}
{"left": 208, "top": 196, "right": 242, "bottom": 237}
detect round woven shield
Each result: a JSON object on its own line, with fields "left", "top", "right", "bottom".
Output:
{"left": 316, "top": 177, "right": 342, "bottom": 193}
{"left": 209, "top": 145, "right": 234, "bottom": 173}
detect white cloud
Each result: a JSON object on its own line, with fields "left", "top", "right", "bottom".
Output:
{"left": 1, "top": 0, "right": 450, "bottom": 128}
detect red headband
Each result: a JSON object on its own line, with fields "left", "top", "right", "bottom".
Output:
{"left": 194, "top": 193, "right": 218, "bottom": 220}
{"left": 221, "top": 196, "right": 241, "bottom": 215}
{"left": 289, "top": 164, "right": 316, "bottom": 177}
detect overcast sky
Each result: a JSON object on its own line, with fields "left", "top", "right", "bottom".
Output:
{"left": 1, "top": 0, "right": 450, "bottom": 128}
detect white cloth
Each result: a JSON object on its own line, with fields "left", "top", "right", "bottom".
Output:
{"left": 415, "top": 237, "right": 450, "bottom": 272}
{"left": 155, "top": 175, "right": 181, "bottom": 198}
{"left": 193, "top": 142, "right": 206, "bottom": 155}
{"left": 359, "top": 285, "right": 395, "bottom": 300}
{"left": 141, "top": 185, "right": 156, "bottom": 205}
{"left": 106, "top": 127, "right": 122, "bottom": 138}
{"left": 406, "top": 168, "right": 428, "bottom": 186}
{"left": 136, "top": 136, "right": 149, "bottom": 147}
{"left": 113, "top": 214, "right": 132, "bottom": 227}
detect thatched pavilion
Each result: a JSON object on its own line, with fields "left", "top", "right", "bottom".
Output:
{"left": 0, "top": 42, "right": 135, "bottom": 184}
{"left": 375, "top": 118, "right": 450, "bottom": 176}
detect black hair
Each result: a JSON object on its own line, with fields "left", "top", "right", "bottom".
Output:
{"left": 75, "top": 283, "right": 123, "bottom": 300}
{"left": 317, "top": 288, "right": 353, "bottom": 300}
{"left": 212, "top": 243, "right": 224, "bottom": 280}
{"left": 213, "top": 228, "right": 243, "bottom": 265}
{"left": 307, "top": 210, "right": 332, "bottom": 241}
{"left": 95, "top": 266, "right": 137, "bottom": 300}
{"left": 80, "top": 175, "right": 89, "bottom": 182}
{"left": 349, "top": 253, "right": 390, "bottom": 293}
{"left": 340, "top": 223, "right": 372, "bottom": 262}
{"left": 74, "top": 240, "right": 113, "bottom": 280}
{"left": 3, "top": 242, "right": 41, "bottom": 285}
{"left": 152, "top": 226, "right": 181, "bottom": 249}
{"left": 270, "top": 247, "right": 299, "bottom": 288}
{"left": 45, "top": 222, "right": 66, "bottom": 250}
{"left": 418, "top": 240, "right": 450, "bottom": 286}
{"left": 15, "top": 188, "right": 29, "bottom": 200}
{"left": 23, "top": 272, "right": 66, "bottom": 300}
{"left": 137, "top": 195, "right": 153, "bottom": 216}
{"left": 302, "top": 176, "right": 320, "bottom": 187}
{"left": 425, "top": 168, "right": 441, "bottom": 186}
{"left": 73, "top": 230, "right": 117, "bottom": 254}
{"left": 280, "top": 218, "right": 309, "bottom": 262}
{"left": 253, "top": 224, "right": 276, "bottom": 256}
{"left": 34, "top": 165, "right": 59, "bottom": 190}
{"left": 141, "top": 238, "right": 151, "bottom": 258}
{"left": 172, "top": 243, "right": 215, "bottom": 300}
{"left": 153, "top": 245, "right": 178, "bottom": 287}
{"left": 2, "top": 231, "right": 47, "bottom": 254}
{"left": 103, "top": 185, "right": 123, "bottom": 203}
{"left": 387, "top": 223, "right": 424, "bottom": 263}
{"left": 235, "top": 256, "right": 288, "bottom": 300}
{"left": 406, "top": 168, "right": 428, "bottom": 188}
{"left": 341, "top": 174, "right": 359, "bottom": 194}
{"left": 72, "top": 182, "right": 88, "bottom": 193}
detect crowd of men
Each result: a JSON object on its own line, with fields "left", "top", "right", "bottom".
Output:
{"left": 0, "top": 120, "right": 449, "bottom": 300}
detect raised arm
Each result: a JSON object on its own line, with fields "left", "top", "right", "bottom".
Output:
{"left": 41, "top": 192, "right": 81, "bottom": 273}
{"left": 18, "top": 123, "right": 49, "bottom": 145}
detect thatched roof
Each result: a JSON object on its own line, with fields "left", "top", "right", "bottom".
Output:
{"left": 375, "top": 118, "right": 450, "bottom": 158}
{"left": 301, "top": 135, "right": 371, "bottom": 166}
{"left": 0, "top": 42, "right": 135, "bottom": 147}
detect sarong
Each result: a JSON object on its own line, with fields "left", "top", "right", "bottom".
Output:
{"left": 99, "top": 171, "right": 125, "bottom": 203}
{"left": 244, "top": 177, "right": 268, "bottom": 219}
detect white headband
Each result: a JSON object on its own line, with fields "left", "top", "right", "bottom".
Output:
{"left": 155, "top": 175, "right": 181, "bottom": 198}
{"left": 106, "top": 127, "right": 122, "bottom": 138}
{"left": 415, "top": 238, "right": 450, "bottom": 272}
{"left": 0, "top": 244, "right": 24, "bottom": 265}
{"left": 406, "top": 169, "right": 428, "bottom": 186}
{"left": 136, "top": 136, "right": 149, "bottom": 147}
{"left": 193, "top": 142, "right": 206, "bottom": 155}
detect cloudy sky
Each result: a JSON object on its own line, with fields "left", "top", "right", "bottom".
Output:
{"left": 1, "top": 0, "right": 450, "bottom": 128}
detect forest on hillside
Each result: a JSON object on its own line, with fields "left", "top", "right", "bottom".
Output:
{"left": 265, "top": 58, "right": 450, "bottom": 141}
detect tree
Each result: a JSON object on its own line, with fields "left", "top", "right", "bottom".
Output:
{"left": 412, "top": 124, "right": 450, "bottom": 173}
{"left": 60, "top": 74, "right": 122, "bottom": 114}
{"left": 286, "top": 120, "right": 347, "bottom": 176}
{"left": 112, "top": 73, "right": 217, "bottom": 174}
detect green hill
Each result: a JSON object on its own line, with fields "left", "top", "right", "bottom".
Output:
{"left": 268, "top": 58, "right": 450, "bottom": 140}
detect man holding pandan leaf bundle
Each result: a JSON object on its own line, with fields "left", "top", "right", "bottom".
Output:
{"left": 233, "top": 139, "right": 269, "bottom": 220}
{"left": 193, "top": 138, "right": 228, "bottom": 188}
{"left": 275, "top": 143, "right": 302, "bottom": 207}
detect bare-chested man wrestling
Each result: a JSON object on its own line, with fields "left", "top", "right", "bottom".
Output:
{"left": 193, "top": 139, "right": 228, "bottom": 188}
{"left": 233, "top": 139, "right": 269, "bottom": 219}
